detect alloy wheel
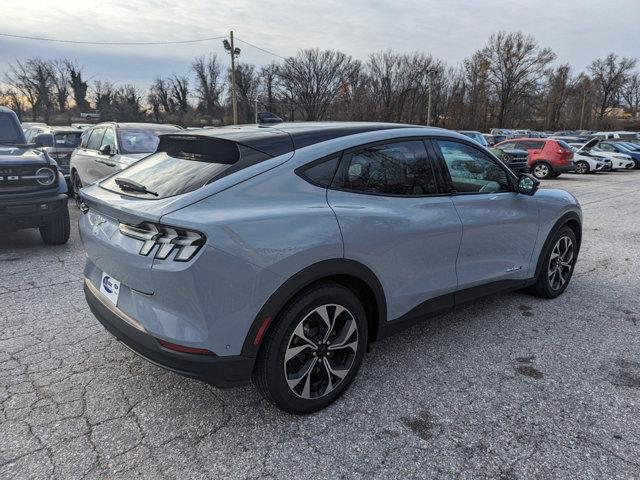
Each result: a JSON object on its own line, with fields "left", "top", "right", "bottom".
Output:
{"left": 283, "top": 304, "right": 358, "bottom": 400}
{"left": 575, "top": 161, "right": 588, "bottom": 174}
{"left": 548, "top": 235, "right": 574, "bottom": 291}
{"left": 533, "top": 163, "right": 549, "bottom": 178}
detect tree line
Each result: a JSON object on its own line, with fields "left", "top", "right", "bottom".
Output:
{"left": 2, "top": 31, "right": 639, "bottom": 131}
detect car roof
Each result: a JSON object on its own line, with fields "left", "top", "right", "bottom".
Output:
{"left": 92, "top": 122, "right": 181, "bottom": 130}
{"left": 164, "top": 122, "right": 432, "bottom": 157}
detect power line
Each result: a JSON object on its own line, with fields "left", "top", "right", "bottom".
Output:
{"left": 0, "top": 32, "right": 227, "bottom": 46}
{"left": 235, "top": 37, "right": 288, "bottom": 60}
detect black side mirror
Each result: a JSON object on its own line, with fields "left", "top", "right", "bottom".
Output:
{"left": 517, "top": 174, "right": 539, "bottom": 196}
{"left": 99, "top": 144, "right": 112, "bottom": 156}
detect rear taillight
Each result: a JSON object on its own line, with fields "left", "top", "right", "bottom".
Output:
{"left": 119, "top": 222, "right": 205, "bottom": 261}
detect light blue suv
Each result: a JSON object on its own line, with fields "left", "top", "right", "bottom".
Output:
{"left": 79, "top": 123, "right": 582, "bottom": 414}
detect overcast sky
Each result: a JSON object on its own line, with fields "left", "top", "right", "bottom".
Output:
{"left": 1, "top": 0, "right": 639, "bottom": 88}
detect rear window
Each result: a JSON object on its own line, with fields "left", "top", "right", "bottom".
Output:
{"left": 101, "top": 136, "right": 272, "bottom": 199}
{"left": 556, "top": 140, "right": 572, "bottom": 150}
{"left": 0, "top": 113, "right": 23, "bottom": 144}
{"left": 54, "top": 132, "right": 82, "bottom": 148}
{"left": 117, "top": 126, "right": 179, "bottom": 154}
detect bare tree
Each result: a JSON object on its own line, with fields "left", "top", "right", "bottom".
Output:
{"left": 228, "top": 63, "right": 260, "bottom": 122}
{"left": 463, "top": 51, "right": 491, "bottom": 130}
{"left": 0, "top": 87, "right": 25, "bottom": 118}
{"left": 192, "top": 54, "right": 223, "bottom": 120}
{"left": 481, "top": 31, "right": 556, "bottom": 126}
{"left": 621, "top": 71, "right": 640, "bottom": 119}
{"left": 169, "top": 75, "right": 190, "bottom": 114}
{"left": 149, "top": 77, "right": 173, "bottom": 114}
{"left": 588, "top": 53, "right": 637, "bottom": 124}
{"left": 543, "top": 64, "right": 574, "bottom": 130}
{"left": 50, "top": 59, "right": 70, "bottom": 112}
{"left": 278, "top": 49, "right": 360, "bottom": 120}
{"left": 5, "top": 58, "right": 54, "bottom": 121}
{"left": 259, "top": 63, "right": 280, "bottom": 114}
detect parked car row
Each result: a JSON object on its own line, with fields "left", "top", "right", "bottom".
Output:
{"left": 9, "top": 107, "right": 640, "bottom": 412}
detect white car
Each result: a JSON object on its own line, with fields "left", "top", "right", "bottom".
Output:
{"left": 568, "top": 144, "right": 611, "bottom": 173}
{"left": 573, "top": 139, "right": 634, "bottom": 171}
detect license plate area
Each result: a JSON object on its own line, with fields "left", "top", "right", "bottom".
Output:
{"left": 100, "top": 272, "right": 121, "bottom": 306}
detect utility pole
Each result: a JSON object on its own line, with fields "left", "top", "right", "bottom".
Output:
{"left": 223, "top": 31, "right": 241, "bottom": 125}
{"left": 579, "top": 88, "right": 590, "bottom": 130}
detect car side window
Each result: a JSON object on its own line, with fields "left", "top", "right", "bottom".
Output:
{"left": 86, "top": 127, "right": 105, "bottom": 151}
{"left": 436, "top": 140, "right": 510, "bottom": 194}
{"left": 101, "top": 127, "right": 117, "bottom": 153}
{"left": 335, "top": 140, "right": 438, "bottom": 196}
{"left": 297, "top": 155, "right": 340, "bottom": 187}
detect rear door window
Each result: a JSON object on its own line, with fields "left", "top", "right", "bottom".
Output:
{"left": 334, "top": 140, "right": 438, "bottom": 196}
{"left": 100, "top": 135, "right": 272, "bottom": 199}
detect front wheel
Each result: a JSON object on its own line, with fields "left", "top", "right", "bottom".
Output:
{"left": 40, "top": 206, "right": 70, "bottom": 245}
{"left": 253, "top": 283, "right": 368, "bottom": 414}
{"left": 527, "top": 226, "right": 577, "bottom": 299}
{"left": 532, "top": 162, "right": 553, "bottom": 179}
{"left": 575, "top": 161, "right": 590, "bottom": 174}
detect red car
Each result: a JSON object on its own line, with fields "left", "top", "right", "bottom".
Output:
{"left": 495, "top": 138, "right": 574, "bottom": 179}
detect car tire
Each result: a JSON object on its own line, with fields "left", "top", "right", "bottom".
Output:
{"left": 527, "top": 226, "right": 577, "bottom": 299}
{"left": 575, "top": 161, "right": 590, "bottom": 174}
{"left": 71, "top": 171, "right": 83, "bottom": 209}
{"left": 39, "top": 205, "right": 70, "bottom": 245}
{"left": 532, "top": 162, "right": 553, "bottom": 179}
{"left": 253, "top": 282, "right": 368, "bottom": 414}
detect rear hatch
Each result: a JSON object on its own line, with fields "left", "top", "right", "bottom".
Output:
{"left": 48, "top": 130, "right": 82, "bottom": 175}
{"left": 80, "top": 131, "right": 293, "bottom": 294}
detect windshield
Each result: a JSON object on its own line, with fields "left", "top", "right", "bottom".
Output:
{"left": 556, "top": 140, "right": 572, "bottom": 150}
{"left": 54, "top": 132, "right": 82, "bottom": 148}
{"left": 0, "top": 113, "right": 24, "bottom": 144}
{"left": 117, "top": 127, "right": 180, "bottom": 154}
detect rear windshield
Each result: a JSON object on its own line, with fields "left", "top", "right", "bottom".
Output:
{"left": 117, "top": 126, "right": 180, "bottom": 154}
{"left": 0, "top": 113, "right": 24, "bottom": 144}
{"left": 54, "top": 132, "right": 82, "bottom": 148}
{"left": 556, "top": 140, "right": 572, "bottom": 150}
{"left": 101, "top": 136, "right": 272, "bottom": 199}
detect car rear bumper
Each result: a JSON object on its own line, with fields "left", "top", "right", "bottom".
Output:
{"left": 0, "top": 192, "right": 68, "bottom": 230}
{"left": 84, "top": 278, "right": 255, "bottom": 388}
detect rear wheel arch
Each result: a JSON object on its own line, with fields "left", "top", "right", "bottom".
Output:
{"left": 241, "top": 259, "right": 387, "bottom": 358}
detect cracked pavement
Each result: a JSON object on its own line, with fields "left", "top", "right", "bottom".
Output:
{"left": 1, "top": 171, "right": 639, "bottom": 479}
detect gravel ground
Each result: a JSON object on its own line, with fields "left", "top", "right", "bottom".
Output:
{"left": 1, "top": 171, "right": 639, "bottom": 479}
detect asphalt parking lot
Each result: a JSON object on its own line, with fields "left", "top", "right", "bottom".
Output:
{"left": 1, "top": 171, "right": 639, "bottom": 480}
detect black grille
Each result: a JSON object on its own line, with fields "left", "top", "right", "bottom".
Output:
{"left": 0, "top": 164, "right": 58, "bottom": 193}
